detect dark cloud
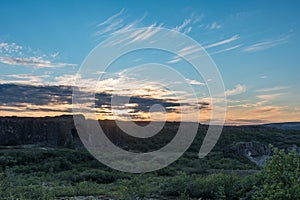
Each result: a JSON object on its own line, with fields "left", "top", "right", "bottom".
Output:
{"left": 0, "top": 84, "right": 209, "bottom": 116}
{"left": 0, "top": 84, "right": 73, "bottom": 106}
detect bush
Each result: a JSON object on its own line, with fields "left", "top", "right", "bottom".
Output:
{"left": 43, "top": 158, "right": 72, "bottom": 172}
{"left": 79, "top": 169, "right": 116, "bottom": 183}
{"left": 0, "top": 172, "right": 55, "bottom": 200}
{"left": 190, "top": 173, "right": 240, "bottom": 199}
{"left": 253, "top": 147, "right": 300, "bottom": 199}
{"left": 160, "top": 171, "right": 191, "bottom": 196}
{"left": 116, "top": 175, "right": 153, "bottom": 199}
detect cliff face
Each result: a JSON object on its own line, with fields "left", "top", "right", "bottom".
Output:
{"left": 0, "top": 115, "right": 82, "bottom": 147}
{"left": 223, "top": 141, "right": 272, "bottom": 167}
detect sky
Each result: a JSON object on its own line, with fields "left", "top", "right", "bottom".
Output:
{"left": 0, "top": 0, "right": 300, "bottom": 125}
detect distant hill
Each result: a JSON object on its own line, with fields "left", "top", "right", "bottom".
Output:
{"left": 261, "top": 122, "right": 300, "bottom": 130}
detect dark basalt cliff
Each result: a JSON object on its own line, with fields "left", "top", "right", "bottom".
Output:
{"left": 0, "top": 115, "right": 82, "bottom": 147}
{"left": 0, "top": 115, "right": 178, "bottom": 150}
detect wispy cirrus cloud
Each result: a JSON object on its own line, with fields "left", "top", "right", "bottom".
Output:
{"left": 95, "top": 9, "right": 206, "bottom": 42}
{"left": 167, "top": 57, "right": 182, "bottom": 64}
{"left": 183, "top": 27, "right": 192, "bottom": 34}
{"left": 167, "top": 44, "right": 203, "bottom": 63}
{"left": 257, "top": 93, "right": 284, "bottom": 100}
{"left": 94, "top": 10, "right": 239, "bottom": 59}
{"left": 205, "top": 22, "right": 222, "bottom": 30}
{"left": 244, "top": 35, "right": 290, "bottom": 52}
{"left": 94, "top": 9, "right": 168, "bottom": 47}
{"left": 0, "top": 56, "right": 77, "bottom": 68}
{"left": 189, "top": 12, "right": 204, "bottom": 24}
{"left": 257, "top": 86, "right": 290, "bottom": 93}
{"left": 174, "top": 19, "right": 192, "bottom": 33}
{"left": 97, "top": 8, "right": 125, "bottom": 27}
{"left": 177, "top": 13, "right": 205, "bottom": 34}
{"left": 95, "top": 9, "right": 127, "bottom": 36}
{"left": 127, "top": 23, "right": 164, "bottom": 44}
{"left": 210, "top": 44, "right": 242, "bottom": 55}
{"left": 95, "top": 9, "right": 149, "bottom": 38}
{"left": 204, "top": 35, "right": 240, "bottom": 49}
{"left": 167, "top": 36, "right": 241, "bottom": 63}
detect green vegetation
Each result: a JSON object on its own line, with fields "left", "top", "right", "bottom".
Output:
{"left": 0, "top": 147, "right": 299, "bottom": 199}
{"left": 253, "top": 147, "right": 300, "bottom": 200}
{"left": 0, "top": 126, "right": 299, "bottom": 199}
{"left": 0, "top": 148, "right": 252, "bottom": 199}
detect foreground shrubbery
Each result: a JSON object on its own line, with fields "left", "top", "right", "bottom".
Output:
{"left": 0, "top": 147, "right": 299, "bottom": 199}
{"left": 252, "top": 148, "right": 300, "bottom": 199}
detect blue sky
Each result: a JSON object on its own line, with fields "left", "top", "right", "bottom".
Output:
{"left": 0, "top": 0, "right": 300, "bottom": 124}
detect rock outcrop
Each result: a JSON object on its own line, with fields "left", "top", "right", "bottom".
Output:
{"left": 223, "top": 141, "right": 272, "bottom": 167}
{"left": 0, "top": 115, "right": 83, "bottom": 148}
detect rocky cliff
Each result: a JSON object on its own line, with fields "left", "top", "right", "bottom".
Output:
{"left": 223, "top": 141, "right": 272, "bottom": 167}
{"left": 0, "top": 115, "right": 82, "bottom": 147}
